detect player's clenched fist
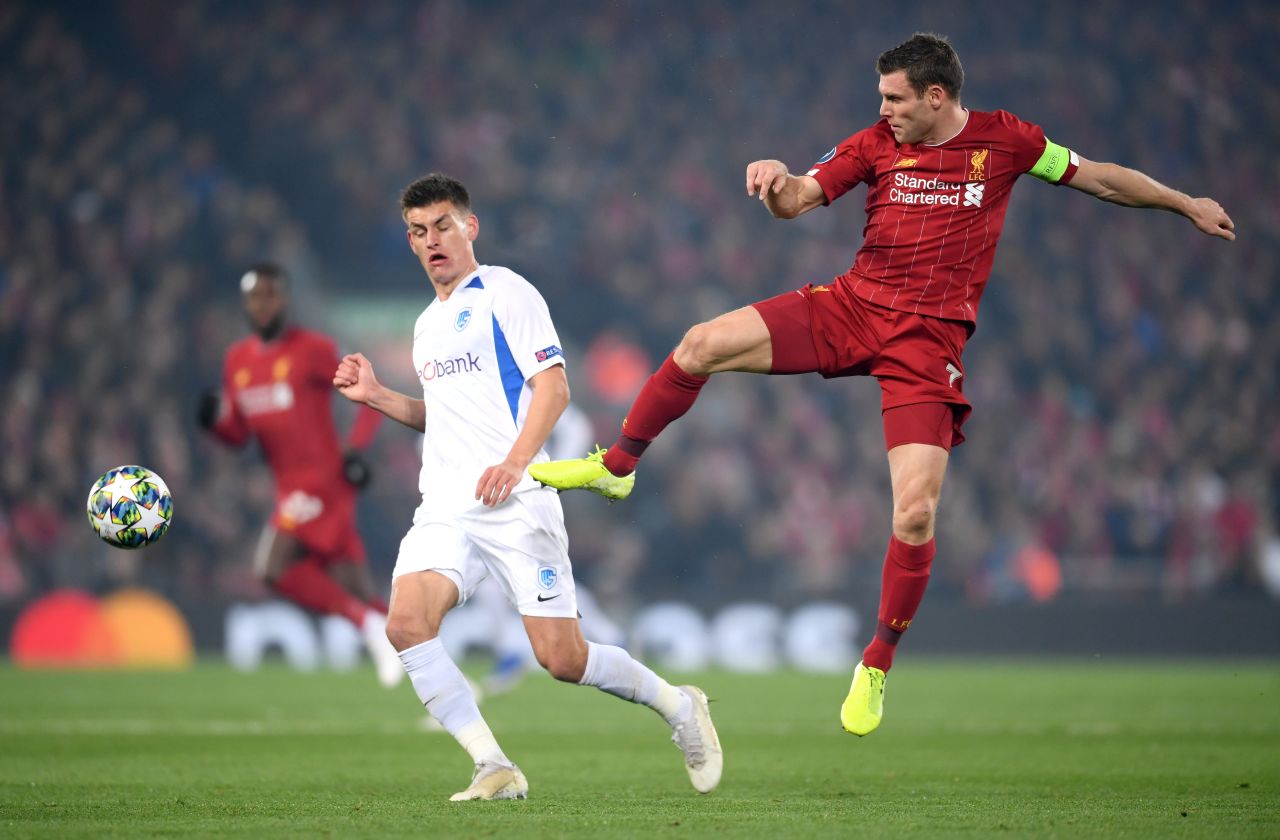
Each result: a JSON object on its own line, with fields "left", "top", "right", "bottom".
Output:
{"left": 334, "top": 352, "right": 379, "bottom": 404}
{"left": 746, "top": 159, "right": 790, "bottom": 199}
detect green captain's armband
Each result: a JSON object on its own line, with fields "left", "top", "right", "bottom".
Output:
{"left": 1028, "top": 139, "right": 1077, "bottom": 184}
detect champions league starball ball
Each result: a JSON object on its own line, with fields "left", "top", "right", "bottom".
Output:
{"left": 86, "top": 465, "right": 174, "bottom": 549}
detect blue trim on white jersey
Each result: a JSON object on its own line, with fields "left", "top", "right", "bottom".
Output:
{"left": 466, "top": 276, "right": 485, "bottom": 289}
{"left": 491, "top": 314, "right": 523, "bottom": 423}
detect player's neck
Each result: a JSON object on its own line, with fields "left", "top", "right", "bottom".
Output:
{"left": 254, "top": 318, "right": 288, "bottom": 343}
{"left": 920, "top": 106, "right": 968, "bottom": 147}
{"left": 431, "top": 259, "right": 481, "bottom": 301}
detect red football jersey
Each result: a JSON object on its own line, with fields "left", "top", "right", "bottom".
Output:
{"left": 211, "top": 327, "right": 379, "bottom": 493}
{"left": 808, "top": 110, "right": 1077, "bottom": 324}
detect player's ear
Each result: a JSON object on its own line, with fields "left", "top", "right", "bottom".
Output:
{"left": 466, "top": 214, "right": 479, "bottom": 242}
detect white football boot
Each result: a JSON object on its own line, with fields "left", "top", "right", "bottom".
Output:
{"left": 449, "top": 761, "right": 529, "bottom": 801}
{"left": 670, "top": 685, "right": 723, "bottom": 793}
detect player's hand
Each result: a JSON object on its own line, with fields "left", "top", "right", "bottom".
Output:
{"left": 342, "top": 450, "right": 373, "bottom": 489}
{"left": 196, "top": 388, "right": 221, "bottom": 430}
{"left": 334, "top": 353, "right": 379, "bottom": 404}
{"left": 746, "top": 159, "right": 789, "bottom": 199}
{"left": 1187, "top": 197, "right": 1235, "bottom": 241}
{"left": 475, "top": 459, "right": 525, "bottom": 507}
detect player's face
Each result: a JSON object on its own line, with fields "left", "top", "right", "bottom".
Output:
{"left": 241, "top": 273, "right": 287, "bottom": 335}
{"left": 405, "top": 202, "right": 479, "bottom": 289}
{"left": 878, "top": 71, "right": 935, "bottom": 145}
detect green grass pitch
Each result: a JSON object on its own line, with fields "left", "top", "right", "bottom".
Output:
{"left": 1, "top": 660, "right": 1277, "bottom": 838}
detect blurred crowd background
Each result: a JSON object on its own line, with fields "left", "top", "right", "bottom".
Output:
{"left": 2, "top": 1, "right": 1278, "bottom": 623}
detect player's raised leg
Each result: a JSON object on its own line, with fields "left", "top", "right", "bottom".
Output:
{"left": 842, "top": 436, "right": 949, "bottom": 736}
{"left": 387, "top": 570, "right": 528, "bottom": 801}
{"left": 611, "top": 304, "right": 775, "bottom": 476}
{"left": 524, "top": 615, "right": 723, "bottom": 794}
{"left": 529, "top": 305, "right": 774, "bottom": 496}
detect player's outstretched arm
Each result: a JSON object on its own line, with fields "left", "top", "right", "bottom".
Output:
{"left": 333, "top": 352, "right": 426, "bottom": 432}
{"left": 1067, "top": 157, "right": 1235, "bottom": 241}
{"left": 746, "top": 160, "right": 826, "bottom": 219}
{"left": 474, "top": 364, "right": 570, "bottom": 507}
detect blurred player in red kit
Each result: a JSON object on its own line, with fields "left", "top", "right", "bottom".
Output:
{"left": 532, "top": 34, "right": 1235, "bottom": 735}
{"left": 198, "top": 263, "right": 403, "bottom": 687}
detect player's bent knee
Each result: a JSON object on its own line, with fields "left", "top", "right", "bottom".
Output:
{"left": 384, "top": 613, "right": 439, "bottom": 651}
{"left": 892, "top": 498, "right": 937, "bottom": 543}
{"left": 675, "top": 322, "right": 720, "bottom": 375}
{"left": 537, "top": 650, "right": 587, "bottom": 683}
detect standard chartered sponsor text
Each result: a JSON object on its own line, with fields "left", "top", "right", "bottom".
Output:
{"left": 890, "top": 189, "right": 961, "bottom": 205}
{"left": 890, "top": 171, "right": 966, "bottom": 205}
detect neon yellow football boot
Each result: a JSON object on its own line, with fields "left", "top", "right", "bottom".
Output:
{"left": 840, "top": 661, "right": 886, "bottom": 736}
{"left": 528, "top": 446, "right": 635, "bottom": 501}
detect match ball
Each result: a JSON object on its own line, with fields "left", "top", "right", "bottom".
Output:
{"left": 86, "top": 465, "right": 174, "bottom": 549}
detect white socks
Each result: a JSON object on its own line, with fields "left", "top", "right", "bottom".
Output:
{"left": 400, "top": 638, "right": 510, "bottom": 766}
{"left": 578, "top": 642, "right": 691, "bottom": 725}
{"left": 400, "top": 636, "right": 691, "bottom": 770}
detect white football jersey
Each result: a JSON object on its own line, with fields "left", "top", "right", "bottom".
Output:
{"left": 411, "top": 265, "right": 565, "bottom": 512}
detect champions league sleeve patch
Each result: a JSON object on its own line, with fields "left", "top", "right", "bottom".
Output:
{"left": 534, "top": 345, "right": 563, "bottom": 363}
{"left": 815, "top": 145, "right": 837, "bottom": 165}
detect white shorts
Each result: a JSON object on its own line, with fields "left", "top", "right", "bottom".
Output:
{"left": 392, "top": 487, "right": 577, "bottom": 619}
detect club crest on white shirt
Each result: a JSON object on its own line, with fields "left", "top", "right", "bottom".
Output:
{"left": 455, "top": 307, "right": 472, "bottom": 331}
{"left": 537, "top": 566, "right": 558, "bottom": 590}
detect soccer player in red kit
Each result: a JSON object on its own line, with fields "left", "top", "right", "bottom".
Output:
{"left": 531, "top": 34, "right": 1235, "bottom": 735}
{"left": 199, "top": 263, "right": 404, "bottom": 688}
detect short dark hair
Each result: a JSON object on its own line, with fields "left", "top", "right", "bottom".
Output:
{"left": 876, "top": 33, "right": 964, "bottom": 101}
{"left": 241, "top": 262, "right": 288, "bottom": 291}
{"left": 400, "top": 173, "right": 471, "bottom": 216}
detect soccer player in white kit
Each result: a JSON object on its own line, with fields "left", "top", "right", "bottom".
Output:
{"left": 475, "top": 401, "right": 628, "bottom": 697}
{"left": 333, "top": 173, "right": 722, "bottom": 801}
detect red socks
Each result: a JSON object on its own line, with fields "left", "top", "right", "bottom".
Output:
{"left": 862, "top": 536, "right": 935, "bottom": 673}
{"left": 603, "top": 353, "right": 708, "bottom": 476}
{"left": 272, "top": 558, "right": 372, "bottom": 629}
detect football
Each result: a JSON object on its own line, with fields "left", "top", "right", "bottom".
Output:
{"left": 86, "top": 465, "right": 174, "bottom": 549}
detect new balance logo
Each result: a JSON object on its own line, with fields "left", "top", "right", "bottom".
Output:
{"left": 946, "top": 362, "right": 963, "bottom": 387}
{"left": 962, "top": 183, "right": 985, "bottom": 207}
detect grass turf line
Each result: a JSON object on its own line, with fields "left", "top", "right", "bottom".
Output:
{"left": 0, "top": 660, "right": 1277, "bottom": 838}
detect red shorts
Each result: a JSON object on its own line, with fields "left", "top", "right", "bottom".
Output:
{"left": 272, "top": 484, "right": 367, "bottom": 564}
{"left": 753, "top": 282, "right": 973, "bottom": 450}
